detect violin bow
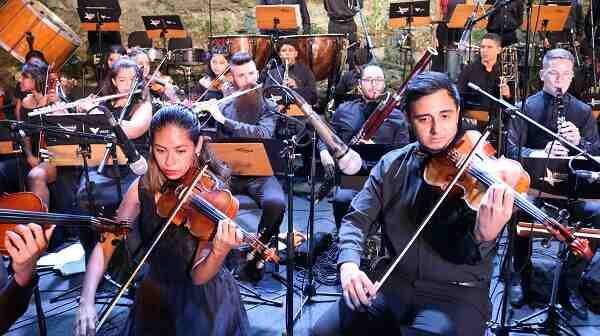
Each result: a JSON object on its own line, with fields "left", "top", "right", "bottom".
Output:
{"left": 374, "top": 129, "right": 492, "bottom": 292}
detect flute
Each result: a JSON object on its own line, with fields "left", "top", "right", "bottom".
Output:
{"left": 28, "top": 90, "right": 142, "bottom": 117}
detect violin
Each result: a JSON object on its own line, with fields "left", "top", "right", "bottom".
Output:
{"left": 424, "top": 130, "right": 594, "bottom": 260}
{"left": 156, "top": 164, "right": 280, "bottom": 263}
{"left": 0, "top": 192, "right": 130, "bottom": 255}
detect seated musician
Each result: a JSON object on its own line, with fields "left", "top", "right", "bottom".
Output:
{"left": 257, "top": 0, "right": 311, "bottom": 35}
{"left": 334, "top": 51, "right": 370, "bottom": 108}
{"left": 1, "top": 223, "right": 54, "bottom": 334}
{"left": 507, "top": 48, "right": 600, "bottom": 319}
{"left": 75, "top": 58, "right": 152, "bottom": 218}
{"left": 312, "top": 71, "right": 516, "bottom": 336}
{"left": 13, "top": 50, "right": 47, "bottom": 122}
{"left": 97, "top": 45, "right": 127, "bottom": 95}
{"left": 201, "top": 52, "right": 286, "bottom": 282}
{"left": 73, "top": 106, "right": 249, "bottom": 336}
{"left": 264, "top": 40, "right": 318, "bottom": 110}
{"left": 193, "top": 49, "right": 234, "bottom": 101}
{"left": 319, "top": 64, "right": 410, "bottom": 229}
{"left": 128, "top": 47, "right": 178, "bottom": 109}
{"left": 456, "top": 33, "right": 512, "bottom": 126}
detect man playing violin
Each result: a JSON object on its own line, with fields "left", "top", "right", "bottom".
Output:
{"left": 74, "top": 105, "right": 249, "bottom": 336}
{"left": 1, "top": 223, "right": 54, "bottom": 333}
{"left": 507, "top": 48, "right": 600, "bottom": 319}
{"left": 319, "top": 64, "right": 410, "bottom": 229}
{"left": 192, "top": 51, "right": 286, "bottom": 282}
{"left": 312, "top": 71, "right": 516, "bottom": 336}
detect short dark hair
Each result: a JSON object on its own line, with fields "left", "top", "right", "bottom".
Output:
{"left": 25, "top": 50, "right": 47, "bottom": 64}
{"left": 277, "top": 40, "right": 298, "bottom": 52}
{"left": 400, "top": 71, "right": 460, "bottom": 116}
{"left": 229, "top": 52, "right": 254, "bottom": 66}
{"left": 481, "top": 33, "right": 502, "bottom": 46}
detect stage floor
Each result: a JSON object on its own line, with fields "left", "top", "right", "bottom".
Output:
{"left": 4, "top": 192, "right": 600, "bottom": 336}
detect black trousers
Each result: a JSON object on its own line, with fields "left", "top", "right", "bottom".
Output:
{"left": 230, "top": 176, "right": 286, "bottom": 243}
{"left": 312, "top": 279, "right": 490, "bottom": 336}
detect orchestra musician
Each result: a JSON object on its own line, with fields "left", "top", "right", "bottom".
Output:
{"left": 312, "top": 71, "right": 516, "bottom": 336}
{"left": 193, "top": 50, "right": 234, "bottom": 101}
{"left": 324, "top": 0, "right": 358, "bottom": 68}
{"left": 97, "top": 45, "right": 127, "bottom": 95}
{"left": 73, "top": 106, "right": 249, "bottom": 336}
{"left": 507, "top": 48, "right": 600, "bottom": 319}
{"left": 319, "top": 64, "right": 410, "bottom": 229}
{"left": 200, "top": 52, "right": 286, "bottom": 282}
{"left": 264, "top": 40, "right": 318, "bottom": 109}
{"left": 456, "top": 33, "right": 512, "bottom": 119}
{"left": 431, "top": 0, "right": 466, "bottom": 73}
{"left": 75, "top": 58, "right": 152, "bottom": 219}
{"left": 0, "top": 223, "right": 54, "bottom": 334}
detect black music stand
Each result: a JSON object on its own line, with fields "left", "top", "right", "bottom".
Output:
{"left": 208, "top": 138, "right": 285, "bottom": 308}
{"left": 389, "top": 1, "right": 430, "bottom": 81}
{"left": 142, "top": 15, "right": 186, "bottom": 50}
{"left": 77, "top": 0, "right": 121, "bottom": 55}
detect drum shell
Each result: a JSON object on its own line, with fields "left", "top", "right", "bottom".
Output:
{"left": 170, "top": 48, "right": 208, "bottom": 65}
{"left": 209, "top": 34, "right": 272, "bottom": 70}
{"left": 0, "top": 0, "right": 80, "bottom": 68}
{"left": 279, "top": 34, "right": 344, "bottom": 81}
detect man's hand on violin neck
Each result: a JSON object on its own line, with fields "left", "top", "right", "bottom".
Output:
{"left": 475, "top": 184, "right": 515, "bottom": 242}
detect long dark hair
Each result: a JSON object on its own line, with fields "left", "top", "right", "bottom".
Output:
{"left": 205, "top": 52, "right": 229, "bottom": 79}
{"left": 142, "top": 105, "right": 230, "bottom": 194}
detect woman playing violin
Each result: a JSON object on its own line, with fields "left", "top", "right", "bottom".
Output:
{"left": 74, "top": 105, "right": 249, "bottom": 336}
{"left": 194, "top": 51, "right": 234, "bottom": 101}
{"left": 312, "top": 72, "right": 517, "bottom": 336}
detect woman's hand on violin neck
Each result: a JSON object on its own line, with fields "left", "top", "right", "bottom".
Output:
{"left": 475, "top": 184, "right": 515, "bottom": 242}
{"left": 73, "top": 302, "right": 97, "bottom": 336}
{"left": 212, "top": 219, "right": 243, "bottom": 257}
{"left": 5, "top": 223, "right": 54, "bottom": 287}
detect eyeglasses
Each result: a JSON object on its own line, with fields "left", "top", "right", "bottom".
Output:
{"left": 361, "top": 78, "right": 385, "bottom": 85}
{"left": 545, "top": 70, "right": 574, "bottom": 80}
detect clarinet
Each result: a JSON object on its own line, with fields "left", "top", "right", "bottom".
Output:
{"left": 556, "top": 88, "right": 566, "bottom": 131}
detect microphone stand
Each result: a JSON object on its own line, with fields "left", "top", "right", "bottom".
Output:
{"left": 468, "top": 83, "right": 600, "bottom": 168}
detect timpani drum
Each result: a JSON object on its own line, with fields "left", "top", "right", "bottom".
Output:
{"left": 279, "top": 34, "right": 345, "bottom": 81}
{"left": 0, "top": 0, "right": 81, "bottom": 68}
{"left": 209, "top": 34, "right": 272, "bottom": 70}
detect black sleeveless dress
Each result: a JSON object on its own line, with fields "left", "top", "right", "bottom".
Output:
{"left": 121, "top": 183, "right": 249, "bottom": 336}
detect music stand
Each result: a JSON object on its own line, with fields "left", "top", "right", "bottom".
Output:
{"left": 142, "top": 15, "right": 186, "bottom": 49}
{"left": 256, "top": 4, "right": 301, "bottom": 37}
{"left": 447, "top": 4, "right": 492, "bottom": 29}
{"left": 521, "top": 5, "right": 571, "bottom": 33}
{"left": 77, "top": 1, "right": 121, "bottom": 54}
{"left": 388, "top": 1, "right": 431, "bottom": 78}
{"left": 207, "top": 138, "right": 284, "bottom": 308}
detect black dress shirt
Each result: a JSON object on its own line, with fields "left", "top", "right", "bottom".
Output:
{"left": 457, "top": 61, "right": 504, "bottom": 112}
{"left": 264, "top": 62, "right": 318, "bottom": 105}
{"left": 506, "top": 90, "right": 600, "bottom": 158}
{"left": 338, "top": 143, "right": 498, "bottom": 284}
{"left": 318, "top": 99, "right": 410, "bottom": 152}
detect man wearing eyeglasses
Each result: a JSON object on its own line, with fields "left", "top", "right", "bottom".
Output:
{"left": 319, "top": 64, "right": 410, "bottom": 229}
{"left": 506, "top": 48, "right": 600, "bottom": 319}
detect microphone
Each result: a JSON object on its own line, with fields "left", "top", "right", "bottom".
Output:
{"left": 99, "top": 106, "right": 148, "bottom": 176}
{"left": 573, "top": 170, "right": 600, "bottom": 183}
{"left": 286, "top": 88, "right": 362, "bottom": 175}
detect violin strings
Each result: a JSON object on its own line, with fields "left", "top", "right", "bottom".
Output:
{"left": 189, "top": 195, "right": 270, "bottom": 251}
{"left": 0, "top": 209, "right": 107, "bottom": 228}
{"left": 468, "top": 159, "right": 554, "bottom": 225}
